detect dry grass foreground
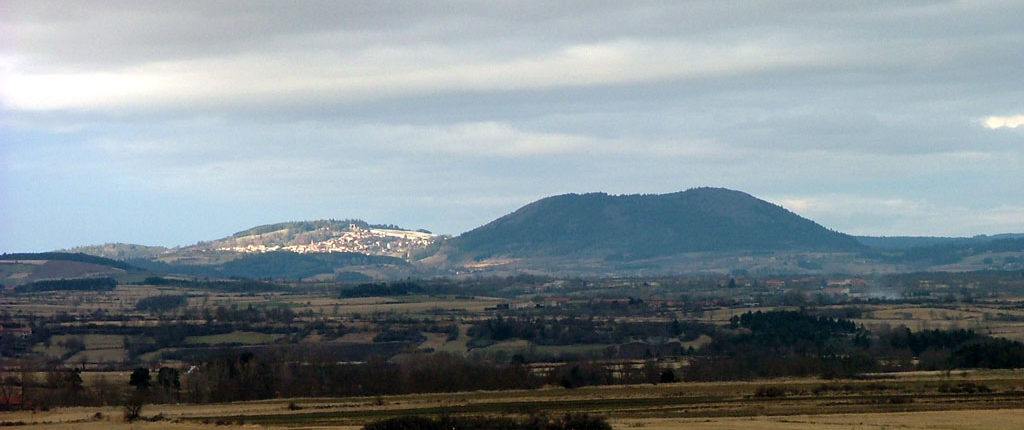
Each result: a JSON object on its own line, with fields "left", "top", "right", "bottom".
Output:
{"left": 5, "top": 370, "right": 1024, "bottom": 429}
{"left": 616, "top": 409, "right": 1024, "bottom": 429}
{"left": 5, "top": 408, "right": 1024, "bottom": 430}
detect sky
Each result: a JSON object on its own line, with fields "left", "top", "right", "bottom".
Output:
{"left": 2, "top": 1, "right": 1023, "bottom": 252}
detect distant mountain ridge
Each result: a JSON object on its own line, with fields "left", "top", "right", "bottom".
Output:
{"left": 65, "top": 243, "right": 169, "bottom": 260}
{"left": 68, "top": 219, "right": 437, "bottom": 262}
{"left": 63, "top": 220, "right": 436, "bottom": 281}
{"left": 447, "top": 188, "right": 865, "bottom": 262}
{"left": 856, "top": 233, "right": 1024, "bottom": 250}
{"left": 53, "top": 189, "right": 1023, "bottom": 278}
{"left": 128, "top": 251, "right": 406, "bottom": 281}
{"left": 0, "top": 252, "right": 141, "bottom": 286}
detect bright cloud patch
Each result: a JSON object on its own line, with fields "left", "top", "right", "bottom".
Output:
{"left": 983, "top": 115, "right": 1024, "bottom": 129}
{"left": 0, "top": 37, "right": 833, "bottom": 112}
{"left": 768, "top": 194, "right": 1023, "bottom": 237}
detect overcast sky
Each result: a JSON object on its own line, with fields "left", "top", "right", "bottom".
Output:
{"left": 2, "top": 1, "right": 1023, "bottom": 252}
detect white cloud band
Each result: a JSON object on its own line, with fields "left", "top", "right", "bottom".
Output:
{"left": 983, "top": 115, "right": 1024, "bottom": 129}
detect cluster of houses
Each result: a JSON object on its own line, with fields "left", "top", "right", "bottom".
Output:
{"left": 486, "top": 296, "right": 680, "bottom": 312}
{"left": 217, "top": 224, "right": 435, "bottom": 258}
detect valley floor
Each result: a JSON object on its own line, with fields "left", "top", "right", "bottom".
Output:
{"left": 5, "top": 370, "right": 1024, "bottom": 429}
{"left": 617, "top": 410, "right": 1024, "bottom": 430}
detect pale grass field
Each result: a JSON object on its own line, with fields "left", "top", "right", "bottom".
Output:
{"left": 7, "top": 406, "right": 1024, "bottom": 430}
{"left": 65, "top": 347, "right": 128, "bottom": 363}
{"left": 184, "top": 331, "right": 284, "bottom": 345}
{"left": 331, "top": 297, "right": 501, "bottom": 315}
{"left": 0, "top": 403, "right": 357, "bottom": 430}
{"left": 616, "top": 409, "right": 1024, "bottom": 430}
{"left": 6, "top": 371, "right": 1024, "bottom": 430}
{"left": 417, "top": 332, "right": 469, "bottom": 353}
{"left": 698, "top": 303, "right": 1024, "bottom": 343}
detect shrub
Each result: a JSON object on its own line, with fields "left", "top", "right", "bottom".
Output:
{"left": 659, "top": 368, "right": 677, "bottom": 383}
{"left": 122, "top": 396, "right": 143, "bottom": 422}
{"left": 754, "top": 386, "right": 786, "bottom": 398}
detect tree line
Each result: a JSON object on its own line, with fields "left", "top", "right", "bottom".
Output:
{"left": 13, "top": 277, "right": 117, "bottom": 293}
{"left": 467, "top": 315, "right": 714, "bottom": 349}
{"left": 8, "top": 310, "right": 1024, "bottom": 409}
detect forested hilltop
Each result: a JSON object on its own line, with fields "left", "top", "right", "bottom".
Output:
{"left": 446, "top": 188, "right": 864, "bottom": 262}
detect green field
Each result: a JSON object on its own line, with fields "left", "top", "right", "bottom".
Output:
{"left": 33, "top": 334, "right": 127, "bottom": 361}
{"left": 468, "top": 340, "right": 613, "bottom": 360}
{"left": 184, "top": 331, "right": 283, "bottom": 345}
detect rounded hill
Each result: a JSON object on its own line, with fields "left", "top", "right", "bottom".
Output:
{"left": 448, "top": 187, "right": 864, "bottom": 261}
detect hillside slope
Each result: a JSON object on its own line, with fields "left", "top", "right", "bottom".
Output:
{"left": 0, "top": 252, "right": 140, "bottom": 286}
{"left": 191, "top": 219, "right": 435, "bottom": 259}
{"left": 448, "top": 188, "right": 864, "bottom": 262}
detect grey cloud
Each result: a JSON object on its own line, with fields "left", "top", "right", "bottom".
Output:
{"left": 3, "top": 1, "right": 1024, "bottom": 251}
{"left": 9, "top": 1, "right": 1019, "bottom": 70}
